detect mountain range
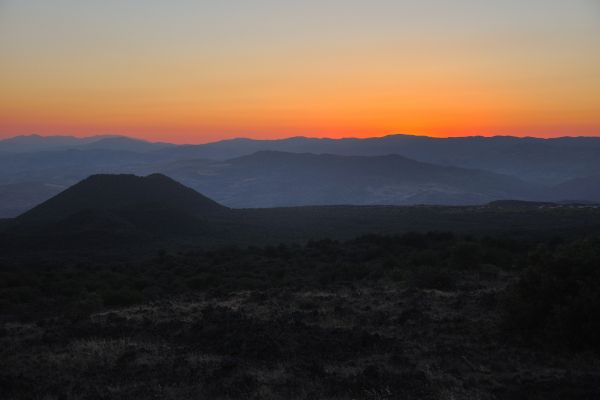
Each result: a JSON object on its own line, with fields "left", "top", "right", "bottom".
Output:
{"left": 3, "top": 173, "right": 600, "bottom": 255}
{"left": 153, "top": 135, "right": 600, "bottom": 184}
{"left": 149, "top": 151, "right": 543, "bottom": 207}
{"left": 0, "top": 134, "right": 172, "bottom": 153}
{"left": 0, "top": 133, "right": 599, "bottom": 217}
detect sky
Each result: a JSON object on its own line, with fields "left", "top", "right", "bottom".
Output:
{"left": 1, "top": 0, "right": 599, "bottom": 143}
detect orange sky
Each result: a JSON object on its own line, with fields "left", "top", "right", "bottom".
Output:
{"left": 1, "top": 1, "right": 599, "bottom": 144}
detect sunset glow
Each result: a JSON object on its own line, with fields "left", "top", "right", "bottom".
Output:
{"left": 1, "top": 0, "right": 599, "bottom": 143}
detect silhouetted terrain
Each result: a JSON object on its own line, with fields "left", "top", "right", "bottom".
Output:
{"left": 155, "top": 134, "right": 600, "bottom": 184}
{"left": 2, "top": 174, "right": 600, "bottom": 257}
{"left": 2, "top": 232, "right": 600, "bottom": 399}
{"left": 1, "top": 134, "right": 600, "bottom": 216}
{"left": 19, "top": 174, "right": 228, "bottom": 223}
{"left": 0, "top": 134, "right": 172, "bottom": 153}
{"left": 1, "top": 174, "right": 600, "bottom": 398}
{"left": 553, "top": 174, "right": 600, "bottom": 202}
{"left": 151, "top": 151, "right": 544, "bottom": 207}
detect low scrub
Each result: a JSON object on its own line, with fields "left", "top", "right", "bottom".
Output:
{"left": 503, "top": 237, "right": 600, "bottom": 352}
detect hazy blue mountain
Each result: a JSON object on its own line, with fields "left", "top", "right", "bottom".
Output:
{"left": 5, "top": 134, "right": 600, "bottom": 185}
{"left": 0, "top": 182, "right": 66, "bottom": 218}
{"left": 77, "top": 136, "right": 174, "bottom": 152}
{"left": 2, "top": 134, "right": 600, "bottom": 216}
{"left": 151, "top": 151, "right": 546, "bottom": 207}
{"left": 0, "top": 149, "right": 167, "bottom": 186}
{"left": 0, "top": 134, "right": 170, "bottom": 153}
{"left": 156, "top": 134, "right": 600, "bottom": 184}
{"left": 0, "top": 134, "right": 114, "bottom": 153}
{"left": 552, "top": 174, "right": 600, "bottom": 203}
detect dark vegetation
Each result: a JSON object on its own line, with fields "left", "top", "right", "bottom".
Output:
{"left": 2, "top": 230, "right": 600, "bottom": 399}
{"left": 3, "top": 174, "right": 600, "bottom": 259}
{"left": 1, "top": 175, "right": 600, "bottom": 398}
{"left": 0, "top": 232, "right": 521, "bottom": 318}
{"left": 504, "top": 236, "right": 600, "bottom": 352}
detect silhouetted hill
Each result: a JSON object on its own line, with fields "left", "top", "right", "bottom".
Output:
{"left": 156, "top": 151, "right": 545, "bottom": 207}
{"left": 486, "top": 200, "right": 558, "bottom": 208}
{"left": 3, "top": 134, "right": 600, "bottom": 216}
{"left": 2, "top": 174, "right": 600, "bottom": 256}
{"left": 19, "top": 173, "right": 229, "bottom": 223}
{"left": 552, "top": 174, "right": 600, "bottom": 202}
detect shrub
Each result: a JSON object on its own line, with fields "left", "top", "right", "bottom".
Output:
{"left": 408, "top": 266, "right": 456, "bottom": 290}
{"left": 66, "top": 291, "right": 103, "bottom": 321}
{"left": 503, "top": 237, "right": 600, "bottom": 352}
{"left": 101, "top": 288, "right": 144, "bottom": 308}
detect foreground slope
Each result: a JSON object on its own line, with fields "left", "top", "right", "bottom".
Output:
{"left": 2, "top": 233, "right": 600, "bottom": 399}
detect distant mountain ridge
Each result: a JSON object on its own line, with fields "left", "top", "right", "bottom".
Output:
{"left": 553, "top": 174, "right": 600, "bottom": 203}
{"left": 4, "top": 174, "right": 600, "bottom": 254}
{"left": 4, "top": 133, "right": 599, "bottom": 184}
{"left": 0, "top": 134, "right": 113, "bottom": 153}
{"left": 0, "top": 134, "right": 172, "bottom": 153}
{"left": 155, "top": 151, "right": 544, "bottom": 207}
{"left": 161, "top": 135, "right": 600, "bottom": 185}
{"left": 1, "top": 133, "right": 600, "bottom": 216}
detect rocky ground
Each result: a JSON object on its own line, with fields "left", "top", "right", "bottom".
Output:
{"left": 2, "top": 270, "right": 599, "bottom": 400}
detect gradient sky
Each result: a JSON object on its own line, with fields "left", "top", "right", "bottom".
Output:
{"left": 1, "top": 0, "right": 599, "bottom": 143}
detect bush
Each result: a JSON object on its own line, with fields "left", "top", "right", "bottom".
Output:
{"left": 67, "top": 291, "right": 103, "bottom": 321}
{"left": 408, "top": 266, "right": 456, "bottom": 290}
{"left": 101, "top": 288, "right": 144, "bottom": 308}
{"left": 503, "top": 237, "right": 600, "bottom": 352}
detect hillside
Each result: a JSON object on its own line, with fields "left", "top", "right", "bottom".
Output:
{"left": 156, "top": 151, "right": 545, "bottom": 207}
{"left": 3, "top": 134, "right": 600, "bottom": 216}
{"left": 3, "top": 174, "right": 600, "bottom": 256}
{"left": 552, "top": 174, "right": 600, "bottom": 202}
{"left": 19, "top": 173, "right": 229, "bottom": 223}
{"left": 156, "top": 135, "right": 600, "bottom": 184}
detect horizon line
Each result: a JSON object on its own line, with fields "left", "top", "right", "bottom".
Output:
{"left": 2, "top": 131, "right": 600, "bottom": 146}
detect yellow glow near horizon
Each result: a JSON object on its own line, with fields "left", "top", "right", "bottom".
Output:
{"left": 1, "top": 1, "right": 599, "bottom": 143}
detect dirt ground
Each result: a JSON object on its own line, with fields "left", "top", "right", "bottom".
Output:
{"left": 2, "top": 272, "right": 599, "bottom": 399}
